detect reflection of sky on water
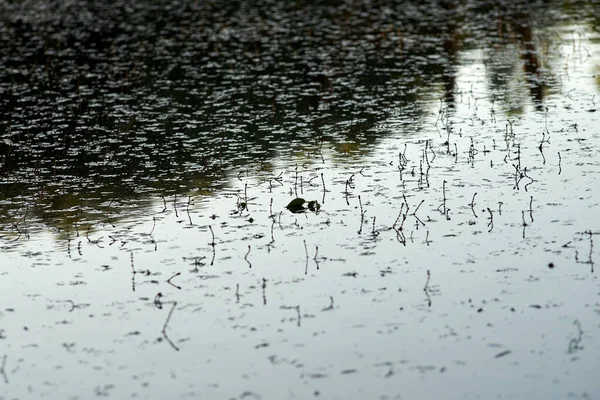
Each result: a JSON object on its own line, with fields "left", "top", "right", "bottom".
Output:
{"left": 2, "top": 8, "right": 600, "bottom": 400}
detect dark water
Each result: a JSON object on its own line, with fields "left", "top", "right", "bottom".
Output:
{"left": 2, "top": 0, "right": 595, "bottom": 212}
{"left": 1, "top": 1, "right": 600, "bottom": 399}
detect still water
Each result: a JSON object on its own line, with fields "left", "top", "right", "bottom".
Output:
{"left": 1, "top": 0, "right": 600, "bottom": 399}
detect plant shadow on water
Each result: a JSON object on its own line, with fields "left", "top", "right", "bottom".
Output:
{"left": 1, "top": 0, "right": 600, "bottom": 398}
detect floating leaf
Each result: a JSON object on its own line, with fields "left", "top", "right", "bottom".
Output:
{"left": 286, "top": 198, "right": 306, "bottom": 213}
{"left": 286, "top": 198, "right": 320, "bottom": 213}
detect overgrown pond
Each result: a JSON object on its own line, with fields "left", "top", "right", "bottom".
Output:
{"left": 1, "top": 0, "right": 600, "bottom": 398}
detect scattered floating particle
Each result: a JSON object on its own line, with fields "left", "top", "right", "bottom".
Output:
{"left": 494, "top": 350, "right": 512, "bottom": 358}
{"left": 341, "top": 369, "right": 357, "bottom": 374}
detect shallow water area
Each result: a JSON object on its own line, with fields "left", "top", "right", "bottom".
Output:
{"left": 1, "top": 1, "right": 600, "bottom": 399}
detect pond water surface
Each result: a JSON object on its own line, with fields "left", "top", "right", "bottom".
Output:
{"left": 1, "top": 1, "right": 600, "bottom": 399}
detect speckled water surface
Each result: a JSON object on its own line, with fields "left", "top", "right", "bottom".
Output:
{"left": 1, "top": 0, "right": 600, "bottom": 399}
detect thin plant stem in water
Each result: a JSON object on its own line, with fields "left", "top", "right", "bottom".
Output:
{"left": 411, "top": 199, "right": 425, "bottom": 226}
{"left": 245, "top": 245, "right": 252, "bottom": 268}
{"left": 174, "top": 194, "right": 178, "bottom": 218}
{"left": 130, "top": 252, "right": 136, "bottom": 292}
{"left": 149, "top": 217, "right": 156, "bottom": 235}
{"left": 162, "top": 301, "right": 179, "bottom": 351}
{"left": 130, "top": 252, "right": 150, "bottom": 292}
{"left": 304, "top": 240, "right": 309, "bottom": 275}
{"left": 209, "top": 225, "right": 216, "bottom": 246}
{"left": 469, "top": 192, "right": 478, "bottom": 218}
{"left": 167, "top": 272, "right": 182, "bottom": 290}
{"left": 423, "top": 270, "right": 432, "bottom": 307}
{"left": 372, "top": 216, "right": 379, "bottom": 237}
{"left": 66, "top": 226, "right": 71, "bottom": 258}
{"left": 322, "top": 296, "right": 334, "bottom": 311}
{"left": 437, "top": 180, "right": 449, "bottom": 219}
{"left": 0, "top": 354, "right": 8, "bottom": 384}
{"left": 487, "top": 208, "right": 494, "bottom": 232}
{"left": 186, "top": 196, "right": 193, "bottom": 225}
{"left": 529, "top": 196, "right": 534, "bottom": 223}
{"left": 321, "top": 173, "right": 326, "bottom": 204}
{"left": 358, "top": 195, "right": 365, "bottom": 234}
{"left": 558, "top": 151, "right": 562, "bottom": 175}
{"left": 210, "top": 246, "right": 216, "bottom": 266}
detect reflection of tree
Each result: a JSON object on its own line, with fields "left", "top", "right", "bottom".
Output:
{"left": 0, "top": 0, "right": 594, "bottom": 236}
{"left": 495, "top": 7, "right": 547, "bottom": 111}
{"left": 561, "top": 1, "right": 600, "bottom": 94}
{"left": 441, "top": 0, "right": 460, "bottom": 108}
{"left": 514, "top": 15, "right": 544, "bottom": 107}
{"left": 480, "top": 1, "right": 600, "bottom": 113}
